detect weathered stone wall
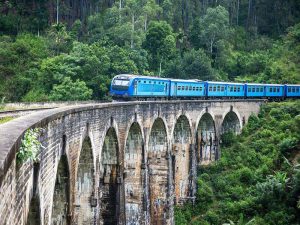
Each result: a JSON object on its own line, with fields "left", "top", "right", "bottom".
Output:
{"left": 0, "top": 100, "right": 265, "bottom": 225}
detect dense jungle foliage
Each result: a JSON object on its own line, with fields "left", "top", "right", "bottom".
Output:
{"left": 0, "top": 0, "right": 300, "bottom": 102}
{"left": 175, "top": 100, "right": 300, "bottom": 224}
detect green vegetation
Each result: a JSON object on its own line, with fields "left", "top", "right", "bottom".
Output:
{"left": 175, "top": 100, "right": 300, "bottom": 224}
{"left": 0, "top": 117, "right": 14, "bottom": 124}
{"left": 16, "top": 128, "right": 42, "bottom": 164}
{"left": 0, "top": 1, "right": 299, "bottom": 102}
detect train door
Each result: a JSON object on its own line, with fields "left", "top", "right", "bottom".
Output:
{"left": 134, "top": 80, "right": 138, "bottom": 96}
{"left": 174, "top": 83, "right": 177, "bottom": 97}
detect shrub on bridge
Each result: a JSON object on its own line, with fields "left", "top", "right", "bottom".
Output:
{"left": 17, "top": 128, "right": 42, "bottom": 164}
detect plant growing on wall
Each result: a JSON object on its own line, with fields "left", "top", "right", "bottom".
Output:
{"left": 17, "top": 128, "right": 42, "bottom": 164}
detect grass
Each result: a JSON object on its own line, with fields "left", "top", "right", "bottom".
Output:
{"left": 0, "top": 117, "right": 14, "bottom": 124}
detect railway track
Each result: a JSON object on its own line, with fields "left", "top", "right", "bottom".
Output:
{"left": 0, "top": 107, "right": 56, "bottom": 119}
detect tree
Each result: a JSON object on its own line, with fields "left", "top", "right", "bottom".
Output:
{"left": 143, "top": 21, "right": 176, "bottom": 75}
{"left": 49, "top": 77, "right": 92, "bottom": 101}
{"left": 190, "top": 6, "right": 231, "bottom": 61}
{"left": 164, "top": 49, "right": 215, "bottom": 81}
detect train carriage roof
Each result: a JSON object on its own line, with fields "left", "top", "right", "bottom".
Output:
{"left": 246, "top": 83, "right": 284, "bottom": 86}
{"left": 205, "top": 81, "right": 245, "bottom": 85}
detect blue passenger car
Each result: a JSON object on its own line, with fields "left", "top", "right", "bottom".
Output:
{"left": 133, "top": 76, "right": 170, "bottom": 97}
{"left": 205, "top": 82, "right": 245, "bottom": 97}
{"left": 285, "top": 84, "right": 300, "bottom": 97}
{"left": 264, "top": 84, "right": 284, "bottom": 97}
{"left": 170, "top": 79, "right": 205, "bottom": 97}
{"left": 226, "top": 83, "right": 245, "bottom": 97}
{"left": 206, "top": 82, "right": 227, "bottom": 97}
{"left": 246, "top": 84, "right": 265, "bottom": 97}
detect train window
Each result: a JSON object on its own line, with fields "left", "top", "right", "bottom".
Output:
{"left": 233, "top": 87, "right": 236, "bottom": 92}
{"left": 144, "top": 81, "right": 146, "bottom": 83}
{"left": 138, "top": 80, "right": 141, "bottom": 83}
{"left": 221, "top": 86, "right": 225, "bottom": 92}
{"left": 292, "top": 87, "right": 296, "bottom": 92}
{"left": 200, "top": 87, "right": 202, "bottom": 91}
{"left": 237, "top": 87, "right": 240, "bottom": 92}
{"left": 154, "top": 81, "right": 156, "bottom": 84}
{"left": 288, "top": 87, "right": 291, "bottom": 92}
{"left": 260, "top": 87, "right": 263, "bottom": 92}
{"left": 213, "top": 86, "right": 216, "bottom": 91}
{"left": 270, "top": 87, "right": 273, "bottom": 92}
{"left": 277, "top": 87, "right": 280, "bottom": 92}
{"left": 189, "top": 86, "right": 192, "bottom": 90}
{"left": 177, "top": 86, "right": 181, "bottom": 90}
{"left": 297, "top": 88, "right": 299, "bottom": 92}
{"left": 192, "top": 87, "right": 196, "bottom": 91}
{"left": 217, "top": 86, "right": 220, "bottom": 91}
{"left": 248, "top": 88, "right": 251, "bottom": 92}
{"left": 253, "top": 87, "right": 256, "bottom": 92}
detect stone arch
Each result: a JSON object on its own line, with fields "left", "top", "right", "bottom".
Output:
{"left": 172, "top": 115, "right": 192, "bottom": 204}
{"left": 221, "top": 111, "right": 241, "bottom": 135}
{"left": 99, "top": 127, "right": 119, "bottom": 225}
{"left": 74, "top": 135, "right": 95, "bottom": 224}
{"left": 51, "top": 154, "right": 70, "bottom": 225}
{"left": 124, "top": 122, "right": 144, "bottom": 225}
{"left": 196, "top": 113, "right": 217, "bottom": 164}
{"left": 148, "top": 118, "right": 169, "bottom": 225}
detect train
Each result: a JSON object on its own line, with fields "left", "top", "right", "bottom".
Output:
{"left": 109, "top": 74, "right": 300, "bottom": 100}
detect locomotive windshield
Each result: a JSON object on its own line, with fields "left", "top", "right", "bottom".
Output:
{"left": 113, "top": 79, "right": 130, "bottom": 86}
{"left": 112, "top": 79, "right": 130, "bottom": 90}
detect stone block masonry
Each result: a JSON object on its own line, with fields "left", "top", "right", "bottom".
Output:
{"left": 0, "top": 100, "right": 265, "bottom": 225}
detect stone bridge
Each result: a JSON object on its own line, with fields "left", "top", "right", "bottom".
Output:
{"left": 0, "top": 100, "right": 264, "bottom": 225}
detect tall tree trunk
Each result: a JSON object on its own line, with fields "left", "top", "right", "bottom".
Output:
{"left": 247, "top": 0, "right": 252, "bottom": 28}
{"left": 236, "top": 0, "right": 239, "bottom": 26}
{"left": 56, "top": 0, "right": 59, "bottom": 24}
{"left": 131, "top": 14, "right": 135, "bottom": 49}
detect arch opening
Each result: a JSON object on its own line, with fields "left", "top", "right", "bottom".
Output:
{"left": 124, "top": 122, "right": 144, "bottom": 225}
{"left": 222, "top": 111, "right": 241, "bottom": 135}
{"left": 99, "top": 128, "right": 119, "bottom": 225}
{"left": 148, "top": 118, "right": 168, "bottom": 224}
{"left": 26, "top": 163, "right": 40, "bottom": 225}
{"left": 51, "top": 155, "right": 70, "bottom": 225}
{"left": 26, "top": 196, "right": 40, "bottom": 225}
{"left": 172, "top": 115, "right": 191, "bottom": 204}
{"left": 74, "top": 136, "right": 95, "bottom": 224}
{"left": 196, "top": 113, "right": 217, "bottom": 165}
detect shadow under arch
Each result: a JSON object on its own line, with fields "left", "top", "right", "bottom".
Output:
{"left": 26, "top": 194, "right": 40, "bottom": 225}
{"left": 99, "top": 127, "right": 119, "bottom": 225}
{"left": 124, "top": 122, "right": 144, "bottom": 225}
{"left": 148, "top": 117, "right": 169, "bottom": 224}
{"left": 171, "top": 115, "right": 192, "bottom": 204}
{"left": 51, "top": 154, "right": 70, "bottom": 225}
{"left": 221, "top": 111, "right": 241, "bottom": 135}
{"left": 74, "top": 135, "right": 95, "bottom": 224}
{"left": 196, "top": 113, "right": 218, "bottom": 164}
{"left": 26, "top": 163, "right": 41, "bottom": 225}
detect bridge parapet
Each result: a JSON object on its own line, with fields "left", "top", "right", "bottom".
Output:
{"left": 0, "top": 100, "right": 265, "bottom": 225}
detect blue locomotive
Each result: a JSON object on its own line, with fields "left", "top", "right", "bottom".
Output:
{"left": 109, "top": 74, "right": 300, "bottom": 99}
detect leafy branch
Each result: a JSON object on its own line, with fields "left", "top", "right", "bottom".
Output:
{"left": 17, "top": 128, "right": 42, "bottom": 164}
